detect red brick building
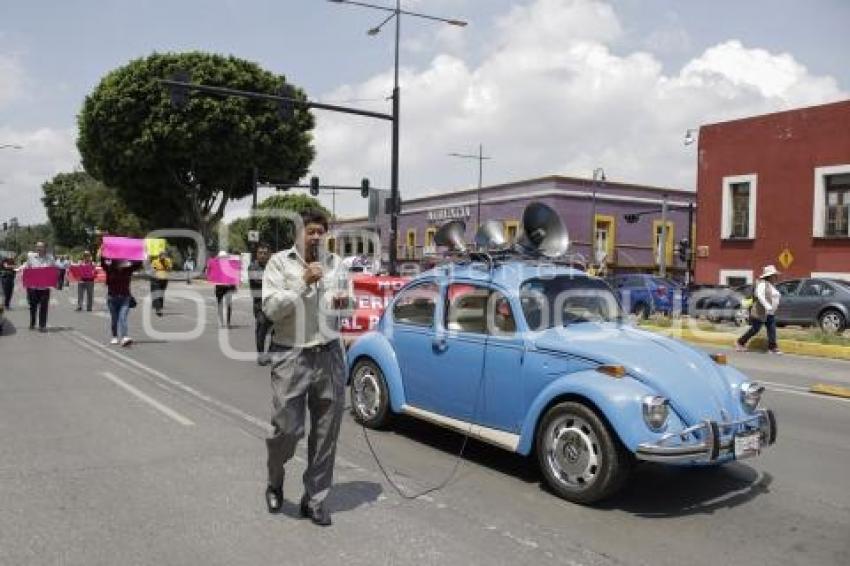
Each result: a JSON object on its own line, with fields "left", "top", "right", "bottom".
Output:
{"left": 695, "top": 99, "right": 850, "bottom": 286}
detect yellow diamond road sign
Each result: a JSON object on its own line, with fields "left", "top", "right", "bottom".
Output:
{"left": 778, "top": 248, "right": 794, "bottom": 269}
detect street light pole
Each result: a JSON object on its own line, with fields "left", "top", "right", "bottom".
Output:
{"left": 328, "top": 0, "right": 467, "bottom": 274}
{"left": 448, "top": 144, "right": 491, "bottom": 231}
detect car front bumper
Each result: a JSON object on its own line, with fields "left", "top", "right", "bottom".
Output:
{"left": 635, "top": 408, "right": 777, "bottom": 464}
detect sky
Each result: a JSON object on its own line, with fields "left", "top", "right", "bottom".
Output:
{"left": 1, "top": 0, "right": 848, "bottom": 226}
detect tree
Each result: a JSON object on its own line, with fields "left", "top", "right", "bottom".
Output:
{"left": 77, "top": 51, "right": 315, "bottom": 243}
{"left": 0, "top": 223, "right": 54, "bottom": 261}
{"left": 226, "top": 193, "right": 329, "bottom": 252}
{"left": 41, "top": 172, "right": 144, "bottom": 249}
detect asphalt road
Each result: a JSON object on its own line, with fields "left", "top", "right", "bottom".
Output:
{"left": 1, "top": 281, "right": 848, "bottom": 566}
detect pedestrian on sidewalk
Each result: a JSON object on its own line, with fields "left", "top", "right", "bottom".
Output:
{"left": 25, "top": 242, "right": 55, "bottom": 332}
{"left": 249, "top": 242, "right": 273, "bottom": 365}
{"left": 736, "top": 265, "right": 783, "bottom": 354}
{"left": 75, "top": 251, "right": 96, "bottom": 312}
{"left": 102, "top": 257, "right": 141, "bottom": 346}
{"left": 1, "top": 253, "right": 16, "bottom": 309}
{"left": 262, "top": 208, "right": 349, "bottom": 526}
{"left": 183, "top": 254, "right": 195, "bottom": 285}
{"left": 150, "top": 251, "right": 172, "bottom": 316}
{"left": 213, "top": 250, "right": 237, "bottom": 329}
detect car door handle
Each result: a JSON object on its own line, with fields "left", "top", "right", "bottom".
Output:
{"left": 432, "top": 337, "right": 448, "bottom": 352}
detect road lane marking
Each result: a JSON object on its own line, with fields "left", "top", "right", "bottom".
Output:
{"left": 761, "top": 380, "right": 850, "bottom": 404}
{"left": 100, "top": 371, "right": 195, "bottom": 426}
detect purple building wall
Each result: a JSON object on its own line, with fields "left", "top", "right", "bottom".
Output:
{"left": 335, "top": 175, "right": 695, "bottom": 277}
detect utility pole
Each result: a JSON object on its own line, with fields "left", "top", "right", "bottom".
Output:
{"left": 449, "top": 144, "right": 491, "bottom": 231}
{"left": 659, "top": 194, "right": 669, "bottom": 277}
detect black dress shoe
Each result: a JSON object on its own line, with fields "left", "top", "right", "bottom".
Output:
{"left": 265, "top": 485, "right": 283, "bottom": 514}
{"left": 300, "top": 498, "right": 332, "bottom": 526}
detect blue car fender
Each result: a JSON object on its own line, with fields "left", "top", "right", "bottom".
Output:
{"left": 346, "top": 331, "right": 406, "bottom": 412}
{"left": 516, "top": 370, "right": 680, "bottom": 456}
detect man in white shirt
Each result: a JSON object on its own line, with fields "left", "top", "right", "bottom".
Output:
{"left": 25, "top": 242, "right": 56, "bottom": 332}
{"left": 261, "top": 208, "right": 350, "bottom": 526}
{"left": 736, "top": 265, "right": 782, "bottom": 354}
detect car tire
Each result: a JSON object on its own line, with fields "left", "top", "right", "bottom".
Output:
{"left": 818, "top": 309, "right": 846, "bottom": 334}
{"left": 350, "top": 359, "right": 392, "bottom": 429}
{"left": 536, "top": 401, "right": 632, "bottom": 505}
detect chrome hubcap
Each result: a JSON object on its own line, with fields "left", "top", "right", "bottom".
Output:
{"left": 546, "top": 416, "right": 600, "bottom": 488}
{"left": 821, "top": 313, "right": 842, "bottom": 333}
{"left": 352, "top": 366, "right": 381, "bottom": 420}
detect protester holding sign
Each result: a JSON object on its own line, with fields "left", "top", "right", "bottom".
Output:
{"left": 24, "top": 242, "right": 56, "bottom": 332}
{"left": 211, "top": 251, "right": 239, "bottom": 329}
{"left": 102, "top": 257, "right": 141, "bottom": 346}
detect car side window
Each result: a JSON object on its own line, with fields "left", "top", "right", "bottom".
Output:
{"left": 776, "top": 281, "right": 800, "bottom": 296}
{"left": 488, "top": 292, "right": 517, "bottom": 336}
{"left": 392, "top": 282, "right": 439, "bottom": 327}
{"left": 446, "top": 284, "right": 490, "bottom": 334}
{"left": 800, "top": 280, "right": 826, "bottom": 297}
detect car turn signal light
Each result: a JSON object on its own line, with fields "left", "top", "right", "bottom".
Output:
{"left": 597, "top": 365, "right": 626, "bottom": 378}
{"left": 710, "top": 353, "right": 728, "bottom": 365}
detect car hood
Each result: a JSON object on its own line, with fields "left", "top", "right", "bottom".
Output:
{"left": 532, "top": 323, "right": 737, "bottom": 425}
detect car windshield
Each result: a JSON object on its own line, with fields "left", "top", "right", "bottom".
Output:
{"left": 828, "top": 279, "right": 850, "bottom": 292}
{"left": 520, "top": 276, "right": 622, "bottom": 330}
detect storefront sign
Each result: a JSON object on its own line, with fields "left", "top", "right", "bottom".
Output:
{"left": 427, "top": 206, "right": 471, "bottom": 223}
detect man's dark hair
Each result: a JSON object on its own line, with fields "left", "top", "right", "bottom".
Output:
{"left": 256, "top": 242, "right": 271, "bottom": 252}
{"left": 300, "top": 208, "right": 329, "bottom": 231}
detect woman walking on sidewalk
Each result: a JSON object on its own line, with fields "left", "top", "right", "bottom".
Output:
{"left": 736, "top": 265, "right": 783, "bottom": 354}
{"left": 103, "top": 258, "right": 141, "bottom": 346}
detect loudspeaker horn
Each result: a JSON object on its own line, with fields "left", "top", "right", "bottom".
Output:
{"left": 435, "top": 220, "right": 467, "bottom": 253}
{"left": 474, "top": 220, "right": 507, "bottom": 249}
{"left": 517, "top": 202, "right": 570, "bottom": 258}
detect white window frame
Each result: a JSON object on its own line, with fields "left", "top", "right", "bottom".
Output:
{"left": 810, "top": 272, "right": 850, "bottom": 282}
{"left": 813, "top": 164, "right": 850, "bottom": 237}
{"left": 718, "top": 269, "right": 753, "bottom": 285}
{"left": 721, "top": 174, "right": 757, "bottom": 239}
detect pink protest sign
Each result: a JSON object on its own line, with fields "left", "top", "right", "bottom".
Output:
{"left": 22, "top": 266, "right": 60, "bottom": 289}
{"left": 101, "top": 236, "right": 146, "bottom": 261}
{"left": 207, "top": 257, "right": 241, "bottom": 285}
{"left": 68, "top": 263, "right": 96, "bottom": 281}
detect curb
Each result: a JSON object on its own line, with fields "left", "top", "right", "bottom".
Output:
{"left": 809, "top": 383, "right": 850, "bottom": 399}
{"left": 641, "top": 325, "right": 850, "bottom": 362}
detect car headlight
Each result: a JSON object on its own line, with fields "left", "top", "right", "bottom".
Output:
{"left": 642, "top": 395, "right": 670, "bottom": 432}
{"left": 740, "top": 382, "right": 764, "bottom": 412}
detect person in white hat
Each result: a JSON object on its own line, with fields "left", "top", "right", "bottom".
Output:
{"left": 736, "top": 265, "right": 782, "bottom": 354}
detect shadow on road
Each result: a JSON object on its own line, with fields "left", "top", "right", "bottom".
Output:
{"left": 358, "top": 414, "right": 772, "bottom": 515}
{"left": 274, "top": 480, "right": 383, "bottom": 520}
{"left": 598, "top": 463, "right": 773, "bottom": 518}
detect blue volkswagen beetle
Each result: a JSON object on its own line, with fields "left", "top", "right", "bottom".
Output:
{"left": 346, "top": 207, "right": 777, "bottom": 504}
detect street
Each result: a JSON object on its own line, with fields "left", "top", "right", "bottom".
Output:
{"left": 1, "top": 281, "right": 849, "bottom": 566}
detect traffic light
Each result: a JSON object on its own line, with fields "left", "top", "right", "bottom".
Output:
{"left": 277, "top": 84, "right": 296, "bottom": 121}
{"left": 168, "top": 69, "right": 191, "bottom": 110}
{"left": 677, "top": 239, "right": 690, "bottom": 262}
{"left": 624, "top": 213, "right": 639, "bottom": 224}
{"left": 360, "top": 178, "right": 370, "bottom": 198}
{"left": 310, "top": 176, "right": 320, "bottom": 196}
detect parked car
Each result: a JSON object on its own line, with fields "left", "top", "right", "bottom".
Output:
{"left": 347, "top": 260, "right": 777, "bottom": 504}
{"left": 774, "top": 278, "right": 850, "bottom": 333}
{"left": 606, "top": 274, "right": 685, "bottom": 318}
{"left": 692, "top": 284, "right": 753, "bottom": 326}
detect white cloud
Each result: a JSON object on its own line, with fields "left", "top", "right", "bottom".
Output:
{"left": 0, "top": 52, "right": 25, "bottom": 107}
{"left": 305, "top": 0, "right": 846, "bottom": 221}
{"left": 0, "top": 127, "right": 81, "bottom": 224}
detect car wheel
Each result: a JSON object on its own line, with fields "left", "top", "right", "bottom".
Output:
{"left": 536, "top": 401, "right": 632, "bottom": 504}
{"left": 350, "top": 359, "right": 392, "bottom": 428}
{"left": 819, "top": 309, "right": 846, "bottom": 334}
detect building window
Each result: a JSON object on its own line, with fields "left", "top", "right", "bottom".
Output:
{"left": 812, "top": 164, "right": 850, "bottom": 237}
{"left": 425, "top": 228, "right": 436, "bottom": 247}
{"left": 721, "top": 174, "right": 757, "bottom": 239}
{"left": 825, "top": 173, "right": 850, "bottom": 237}
{"left": 730, "top": 183, "right": 750, "bottom": 238}
{"left": 406, "top": 229, "right": 416, "bottom": 260}
{"left": 326, "top": 237, "right": 336, "bottom": 253}
{"left": 593, "top": 215, "right": 615, "bottom": 264}
{"left": 652, "top": 220, "right": 674, "bottom": 266}
{"left": 343, "top": 238, "right": 353, "bottom": 256}
{"left": 718, "top": 269, "right": 753, "bottom": 286}
{"left": 504, "top": 220, "right": 519, "bottom": 244}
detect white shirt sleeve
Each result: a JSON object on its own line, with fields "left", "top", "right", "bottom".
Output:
{"left": 755, "top": 280, "right": 773, "bottom": 313}
{"left": 262, "top": 252, "right": 309, "bottom": 322}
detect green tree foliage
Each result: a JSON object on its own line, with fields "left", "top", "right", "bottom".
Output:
{"left": 77, "top": 51, "right": 315, "bottom": 242}
{"left": 0, "top": 223, "right": 54, "bottom": 261}
{"left": 226, "top": 193, "right": 329, "bottom": 252}
{"left": 41, "top": 172, "right": 144, "bottom": 249}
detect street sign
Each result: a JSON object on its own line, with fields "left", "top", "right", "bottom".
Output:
{"left": 778, "top": 247, "right": 794, "bottom": 269}
{"left": 247, "top": 230, "right": 260, "bottom": 243}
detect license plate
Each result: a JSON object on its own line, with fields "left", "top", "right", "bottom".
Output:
{"left": 734, "top": 431, "right": 761, "bottom": 459}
